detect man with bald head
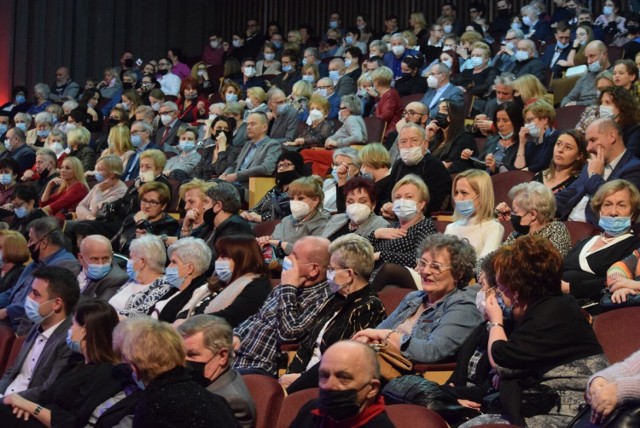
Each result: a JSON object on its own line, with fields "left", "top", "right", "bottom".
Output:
{"left": 290, "top": 340, "right": 393, "bottom": 427}
{"left": 50, "top": 67, "right": 81, "bottom": 103}
{"left": 387, "top": 101, "right": 430, "bottom": 162}
{"left": 77, "top": 235, "right": 129, "bottom": 301}
{"left": 556, "top": 118, "right": 640, "bottom": 224}
{"left": 233, "top": 236, "right": 332, "bottom": 377}
{"left": 561, "top": 41, "right": 611, "bottom": 107}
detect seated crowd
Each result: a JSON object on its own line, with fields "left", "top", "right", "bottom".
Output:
{"left": 2, "top": 1, "right": 640, "bottom": 427}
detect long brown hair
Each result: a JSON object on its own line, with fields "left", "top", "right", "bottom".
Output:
{"left": 215, "top": 234, "right": 269, "bottom": 283}
{"left": 74, "top": 299, "right": 120, "bottom": 365}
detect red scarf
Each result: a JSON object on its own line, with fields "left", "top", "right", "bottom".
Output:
{"left": 311, "top": 395, "right": 387, "bottom": 427}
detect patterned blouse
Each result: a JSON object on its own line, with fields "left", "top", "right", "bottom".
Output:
{"left": 503, "top": 220, "right": 572, "bottom": 258}
{"left": 367, "top": 217, "right": 438, "bottom": 268}
{"left": 116, "top": 276, "right": 171, "bottom": 317}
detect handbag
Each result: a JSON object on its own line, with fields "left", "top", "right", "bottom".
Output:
{"left": 371, "top": 344, "right": 414, "bottom": 381}
{"left": 96, "top": 198, "right": 123, "bottom": 222}
{"left": 482, "top": 383, "right": 560, "bottom": 419}
{"left": 568, "top": 402, "right": 640, "bottom": 428}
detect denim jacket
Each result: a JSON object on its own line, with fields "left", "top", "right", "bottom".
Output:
{"left": 377, "top": 288, "right": 483, "bottom": 363}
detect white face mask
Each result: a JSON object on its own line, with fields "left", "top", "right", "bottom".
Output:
{"left": 243, "top": 67, "right": 256, "bottom": 78}
{"left": 139, "top": 171, "right": 155, "bottom": 183}
{"left": 290, "top": 200, "right": 311, "bottom": 220}
{"left": 392, "top": 45, "right": 405, "bottom": 56}
{"left": 51, "top": 142, "right": 64, "bottom": 155}
{"left": 210, "top": 40, "right": 220, "bottom": 49}
{"left": 525, "top": 122, "right": 540, "bottom": 138}
{"left": 151, "top": 102, "right": 160, "bottom": 112}
{"left": 307, "top": 108, "right": 325, "bottom": 125}
{"left": 160, "top": 114, "right": 173, "bottom": 126}
{"left": 599, "top": 105, "right": 615, "bottom": 119}
{"left": 475, "top": 290, "right": 487, "bottom": 316}
{"left": 427, "top": 74, "right": 439, "bottom": 88}
{"left": 399, "top": 146, "right": 424, "bottom": 166}
{"left": 346, "top": 203, "right": 372, "bottom": 225}
{"left": 392, "top": 199, "right": 419, "bottom": 221}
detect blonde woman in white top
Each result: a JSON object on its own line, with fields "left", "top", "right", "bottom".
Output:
{"left": 444, "top": 169, "right": 504, "bottom": 258}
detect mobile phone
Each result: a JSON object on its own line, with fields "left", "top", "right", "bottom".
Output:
{"left": 470, "top": 156, "right": 486, "bottom": 166}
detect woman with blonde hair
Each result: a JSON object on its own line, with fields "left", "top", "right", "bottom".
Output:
{"left": 285, "top": 95, "right": 334, "bottom": 149}
{"left": 99, "top": 124, "right": 134, "bottom": 171}
{"left": 75, "top": 155, "right": 127, "bottom": 221}
{"left": 40, "top": 156, "right": 89, "bottom": 218}
{"left": 256, "top": 175, "right": 330, "bottom": 255}
{"left": 445, "top": 169, "right": 504, "bottom": 258}
{"left": 66, "top": 126, "right": 96, "bottom": 172}
{"left": 409, "top": 12, "right": 428, "bottom": 40}
{"left": 511, "top": 74, "right": 548, "bottom": 105}
{"left": 289, "top": 80, "right": 313, "bottom": 118}
{"left": 245, "top": 86, "right": 268, "bottom": 115}
{"left": 515, "top": 99, "right": 559, "bottom": 173}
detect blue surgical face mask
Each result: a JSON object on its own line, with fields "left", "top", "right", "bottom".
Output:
{"left": 282, "top": 64, "right": 292, "bottom": 73}
{"left": 331, "top": 168, "right": 339, "bottom": 182}
{"left": 24, "top": 296, "right": 55, "bottom": 324}
{"left": 0, "top": 124, "right": 7, "bottom": 135}
{"left": 225, "top": 93, "right": 238, "bottom": 103}
{"left": 345, "top": 36, "right": 353, "bottom": 44}
{"left": 164, "top": 266, "right": 184, "bottom": 289}
{"left": 276, "top": 104, "right": 288, "bottom": 115}
{"left": 66, "top": 329, "right": 83, "bottom": 354}
{"left": 16, "top": 123, "right": 27, "bottom": 132}
{"left": 588, "top": 59, "right": 602, "bottom": 73}
{"left": 94, "top": 172, "right": 105, "bottom": 183}
{"left": 37, "top": 130, "right": 50, "bottom": 139}
{"left": 15, "top": 95, "right": 26, "bottom": 104}
{"left": 282, "top": 256, "right": 293, "bottom": 271}
{"left": 557, "top": 41, "right": 570, "bottom": 49}
{"left": 179, "top": 141, "right": 196, "bottom": 152}
{"left": 599, "top": 216, "right": 631, "bottom": 237}
{"left": 469, "top": 56, "right": 484, "bottom": 68}
{"left": 215, "top": 259, "right": 233, "bottom": 283}
{"left": 515, "top": 50, "right": 529, "bottom": 62}
{"left": 131, "top": 134, "right": 142, "bottom": 147}
{"left": 496, "top": 293, "right": 514, "bottom": 321}
{"left": 0, "top": 173, "right": 13, "bottom": 186}
{"left": 14, "top": 206, "right": 28, "bottom": 218}
{"left": 302, "top": 75, "right": 314, "bottom": 83}
{"left": 126, "top": 259, "right": 137, "bottom": 281}
{"left": 329, "top": 70, "right": 340, "bottom": 81}
{"left": 86, "top": 263, "right": 111, "bottom": 281}
{"left": 344, "top": 59, "right": 352, "bottom": 67}
{"left": 455, "top": 198, "right": 476, "bottom": 218}
{"left": 272, "top": 40, "right": 282, "bottom": 49}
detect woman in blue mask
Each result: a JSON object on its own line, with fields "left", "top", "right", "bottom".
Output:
{"left": 459, "top": 235, "right": 607, "bottom": 427}
{"left": 445, "top": 170, "right": 504, "bottom": 258}
{"left": 0, "top": 85, "right": 31, "bottom": 118}
{"left": 174, "top": 234, "right": 270, "bottom": 328}
{"left": 0, "top": 299, "right": 123, "bottom": 427}
{"left": 514, "top": 99, "right": 559, "bottom": 173}
{"left": 108, "top": 235, "right": 171, "bottom": 318}
{"left": 562, "top": 179, "right": 640, "bottom": 309}
{"left": 74, "top": 155, "right": 127, "bottom": 221}
{"left": 162, "top": 126, "right": 201, "bottom": 180}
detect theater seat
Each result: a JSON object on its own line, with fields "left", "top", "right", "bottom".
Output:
{"left": 386, "top": 404, "right": 448, "bottom": 428}
{"left": 0, "top": 326, "right": 16, "bottom": 374}
{"left": 563, "top": 221, "right": 601, "bottom": 247}
{"left": 242, "top": 374, "right": 285, "bottom": 428}
{"left": 364, "top": 116, "right": 387, "bottom": 144}
{"left": 275, "top": 387, "right": 319, "bottom": 428}
{"left": 253, "top": 219, "right": 281, "bottom": 238}
{"left": 555, "top": 105, "right": 587, "bottom": 131}
{"left": 378, "top": 287, "right": 413, "bottom": 316}
{"left": 491, "top": 170, "right": 535, "bottom": 206}
{"left": 593, "top": 307, "right": 640, "bottom": 364}
{"left": 6, "top": 335, "right": 26, "bottom": 371}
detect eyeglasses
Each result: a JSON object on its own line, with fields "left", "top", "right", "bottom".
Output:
{"left": 403, "top": 109, "right": 425, "bottom": 116}
{"left": 159, "top": 110, "right": 175, "bottom": 115}
{"left": 339, "top": 106, "right": 348, "bottom": 110}
{"left": 277, "top": 162, "right": 294, "bottom": 169}
{"left": 327, "top": 266, "right": 349, "bottom": 275}
{"left": 140, "top": 198, "right": 162, "bottom": 207}
{"left": 415, "top": 259, "right": 451, "bottom": 275}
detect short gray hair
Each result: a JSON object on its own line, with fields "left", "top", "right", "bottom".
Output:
{"left": 36, "top": 148, "right": 57, "bottom": 166}
{"left": 267, "top": 87, "right": 285, "bottom": 102}
{"left": 14, "top": 113, "right": 32, "bottom": 127}
{"left": 507, "top": 29, "right": 525, "bottom": 40}
{"left": 305, "top": 47, "right": 320, "bottom": 60}
{"left": 509, "top": 181, "right": 556, "bottom": 223}
{"left": 369, "top": 40, "right": 388, "bottom": 55}
{"left": 390, "top": 33, "right": 407, "bottom": 45}
{"left": 132, "top": 120, "right": 153, "bottom": 134}
{"left": 330, "top": 58, "right": 345, "bottom": 70}
{"left": 207, "top": 182, "right": 241, "bottom": 213}
{"left": 129, "top": 235, "right": 166, "bottom": 272}
{"left": 28, "top": 217, "right": 66, "bottom": 247}
{"left": 329, "top": 233, "right": 375, "bottom": 279}
{"left": 34, "top": 112, "right": 53, "bottom": 126}
{"left": 161, "top": 101, "right": 178, "bottom": 112}
{"left": 177, "top": 315, "right": 233, "bottom": 358}
{"left": 417, "top": 233, "right": 476, "bottom": 287}
{"left": 434, "top": 62, "right": 451, "bottom": 78}
{"left": 167, "top": 237, "right": 212, "bottom": 276}
{"left": 34, "top": 83, "right": 51, "bottom": 98}
{"left": 494, "top": 72, "right": 516, "bottom": 87}
{"left": 340, "top": 94, "right": 361, "bottom": 115}
{"left": 333, "top": 147, "right": 362, "bottom": 168}
{"left": 62, "top": 100, "right": 79, "bottom": 112}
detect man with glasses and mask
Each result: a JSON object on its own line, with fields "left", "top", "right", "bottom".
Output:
{"left": 420, "top": 63, "right": 464, "bottom": 119}
{"left": 123, "top": 121, "right": 159, "bottom": 181}
{"left": 290, "top": 340, "right": 393, "bottom": 427}
{"left": 155, "top": 101, "right": 182, "bottom": 153}
{"left": 156, "top": 58, "right": 181, "bottom": 97}
{"left": 386, "top": 102, "right": 430, "bottom": 162}
{"left": 0, "top": 217, "right": 80, "bottom": 334}
{"left": 233, "top": 236, "right": 332, "bottom": 377}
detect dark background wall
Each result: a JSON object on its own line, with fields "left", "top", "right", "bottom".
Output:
{"left": 1, "top": 0, "right": 608, "bottom": 103}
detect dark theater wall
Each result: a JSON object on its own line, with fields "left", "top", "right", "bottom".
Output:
{"left": 3, "top": 0, "right": 607, "bottom": 101}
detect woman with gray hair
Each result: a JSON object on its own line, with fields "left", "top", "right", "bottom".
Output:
{"left": 300, "top": 94, "right": 367, "bottom": 176}
{"left": 108, "top": 234, "right": 171, "bottom": 317}
{"left": 26, "top": 111, "right": 54, "bottom": 148}
{"left": 353, "top": 233, "right": 483, "bottom": 365}
{"left": 495, "top": 181, "right": 572, "bottom": 257}
{"left": 27, "top": 83, "right": 52, "bottom": 115}
{"left": 151, "top": 237, "right": 213, "bottom": 323}
{"left": 280, "top": 233, "right": 387, "bottom": 393}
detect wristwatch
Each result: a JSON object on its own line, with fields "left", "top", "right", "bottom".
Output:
{"left": 487, "top": 322, "right": 504, "bottom": 331}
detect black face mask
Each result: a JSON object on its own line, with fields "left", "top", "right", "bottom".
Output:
{"left": 29, "top": 240, "right": 43, "bottom": 263}
{"left": 510, "top": 214, "right": 531, "bottom": 235}
{"left": 627, "top": 25, "right": 640, "bottom": 35}
{"left": 435, "top": 112, "right": 450, "bottom": 128}
{"left": 122, "top": 82, "right": 133, "bottom": 90}
{"left": 318, "top": 388, "right": 362, "bottom": 421}
{"left": 275, "top": 170, "right": 300, "bottom": 187}
{"left": 498, "top": 9, "right": 510, "bottom": 17}
{"left": 39, "top": 167, "right": 50, "bottom": 180}
{"left": 158, "top": 69, "right": 169, "bottom": 76}
{"left": 108, "top": 118, "right": 120, "bottom": 127}
{"left": 327, "top": 38, "right": 338, "bottom": 46}
{"left": 214, "top": 130, "right": 234, "bottom": 142}
{"left": 124, "top": 58, "right": 134, "bottom": 68}
{"left": 203, "top": 207, "right": 217, "bottom": 225}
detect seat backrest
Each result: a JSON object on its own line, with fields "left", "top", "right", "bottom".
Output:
{"left": 563, "top": 221, "right": 601, "bottom": 247}
{"left": 593, "top": 307, "right": 640, "bottom": 364}
{"left": 607, "top": 45, "right": 625, "bottom": 63}
{"left": 400, "top": 93, "right": 424, "bottom": 108}
{"left": 555, "top": 105, "right": 587, "bottom": 131}
{"left": 253, "top": 219, "right": 281, "bottom": 238}
{"left": 491, "top": 170, "right": 535, "bottom": 205}
{"left": 386, "top": 404, "right": 448, "bottom": 428}
{"left": 166, "top": 179, "right": 183, "bottom": 213}
{"left": 433, "top": 220, "right": 451, "bottom": 233}
{"left": 0, "top": 326, "right": 16, "bottom": 375}
{"left": 275, "top": 387, "right": 319, "bottom": 428}
{"left": 364, "top": 116, "right": 387, "bottom": 144}
{"left": 377, "top": 287, "right": 413, "bottom": 316}
{"left": 241, "top": 374, "right": 285, "bottom": 428}
{"left": 4, "top": 335, "right": 26, "bottom": 374}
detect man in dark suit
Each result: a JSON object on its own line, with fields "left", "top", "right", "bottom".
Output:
{"left": 77, "top": 235, "right": 129, "bottom": 302}
{"left": 420, "top": 63, "right": 464, "bottom": 119}
{"left": 512, "top": 39, "right": 546, "bottom": 82}
{"left": 329, "top": 58, "right": 356, "bottom": 97}
{"left": 155, "top": 101, "right": 182, "bottom": 154}
{"left": 557, "top": 118, "right": 640, "bottom": 225}
{"left": 541, "top": 22, "right": 573, "bottom": 78}
{"left": 236, "top": 58, "right": 267, "bottom": 93}
{"left": 0, "top": 266, "right": 79, "bottom": 401}
{"left": 522, "top": 3, "right": 552, "bottom": 42}
{"left": 0, "top": 128, "right": 35, "bottom": 174}
{"left": 123, "top": 121, "right": 160, "bottom": 181}
{"left": 179, "top": 315, "right": 257, "bottom": 428}
{"left": 267, "top": 88, "right": 298, "bottom": 144}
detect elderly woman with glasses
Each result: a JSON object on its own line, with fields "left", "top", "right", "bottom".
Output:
{"left": 353, "top": 234, "right": 483, "bottom": 366}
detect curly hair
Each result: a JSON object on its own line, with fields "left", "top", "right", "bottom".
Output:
{"left": 598, "top": 85, "right": 640, "bottom": 130}
{"left": 417, "top": 233, "right": 476, "bottom": 287}
{"left": 493, "top": 234, "right": 563, "bottom": 303}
